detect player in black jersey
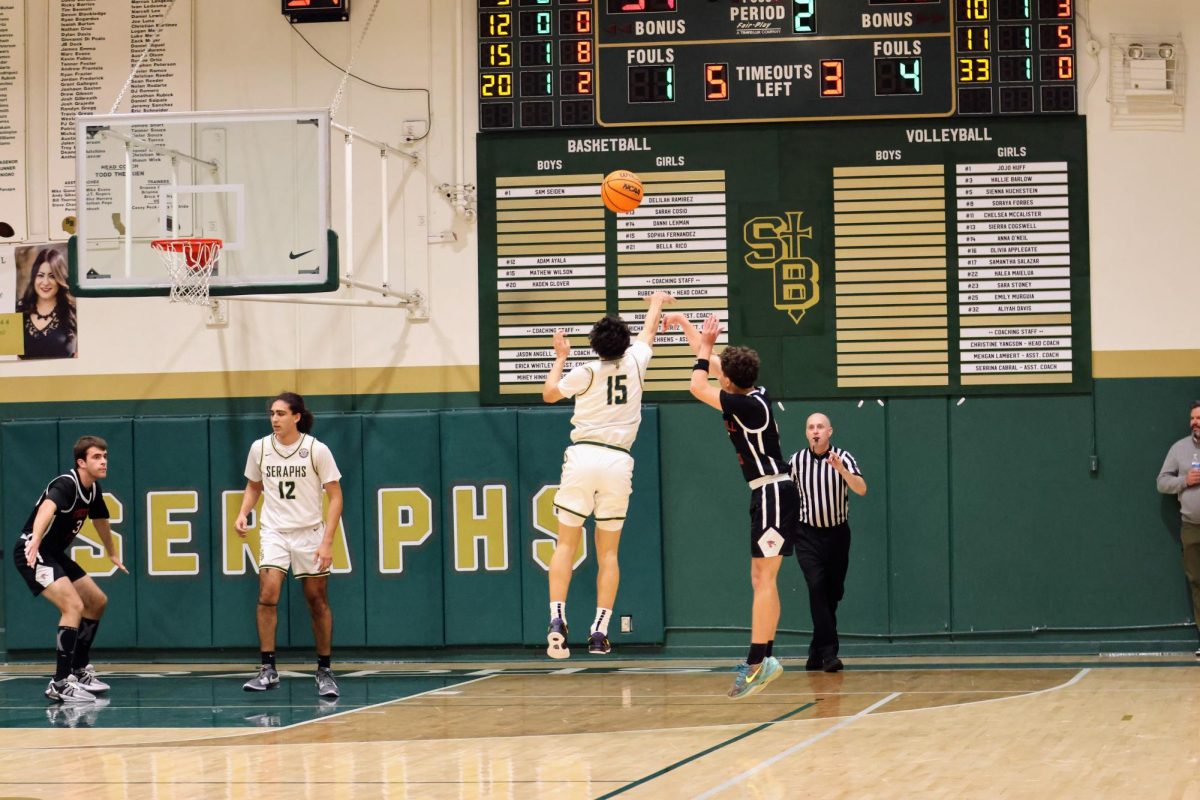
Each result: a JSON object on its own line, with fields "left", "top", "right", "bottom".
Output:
{"left": 12, "top": 436, "right": 126, "bottom": 703}
{"left": 670, "top": 313, "right": 800, "bottom": 700}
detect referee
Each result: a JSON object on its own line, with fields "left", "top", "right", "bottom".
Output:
{"left": 789, "top": 412, "right": 867, "bottom": 672}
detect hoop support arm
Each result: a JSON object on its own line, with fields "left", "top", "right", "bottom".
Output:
{"left": 95, "top": 127, "right": 219, "bottom": 171}
{"left": 222, "top": 287, "right": 426, "bottom": 315}
{"left": 332, "top": 123, "right": 419, "bottom": 164}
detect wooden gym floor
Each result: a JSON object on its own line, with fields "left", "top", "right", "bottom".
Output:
{"left": 0, "top": 655, "right": 1198, "bottom": 798}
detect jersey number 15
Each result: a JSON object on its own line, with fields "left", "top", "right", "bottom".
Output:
{"left": 607, "top": 375, "right": 627, "bottom": 405}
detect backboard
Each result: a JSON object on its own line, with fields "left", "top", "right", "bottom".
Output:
{"left": 69, "top": 109, "right": 337, "bottom": 297}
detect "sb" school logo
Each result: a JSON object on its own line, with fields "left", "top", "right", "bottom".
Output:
{"left": 743, "top": 211, "right": 820, "bottom": 324}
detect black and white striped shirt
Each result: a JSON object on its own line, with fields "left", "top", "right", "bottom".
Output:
{"left": 789, "top": 447, "right": 862, "bottom": 527}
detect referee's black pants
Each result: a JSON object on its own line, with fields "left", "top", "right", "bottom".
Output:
{"left": 795, "top": 521, "right": 851, "bottom": 667}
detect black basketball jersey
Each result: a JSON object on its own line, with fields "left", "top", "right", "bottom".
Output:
{"left": 20, "top": 470, "right": 109, "bottom": 551}
{"left": 720, "top": 387, "right": 786, "bottom": 482}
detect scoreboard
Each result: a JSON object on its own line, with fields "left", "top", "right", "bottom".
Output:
{"left": 478, "top": 0, "right": 1078, "bottom": 130}
{"left": 477, "top": 117, "right": 1091, "bottom": 403}
{"left": 479, "top": 0, "right": 598, "bottom": 129}
{"left": 475, "top": 1, "right": 1089, "bottom": 406}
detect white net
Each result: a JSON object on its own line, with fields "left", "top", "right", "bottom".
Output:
{"left": 151, "top": 238, "right": 222, "bottom": 305}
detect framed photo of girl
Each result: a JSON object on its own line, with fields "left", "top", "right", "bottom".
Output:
{"left": 8, "top": 243, "right": 78, "bottom": 360}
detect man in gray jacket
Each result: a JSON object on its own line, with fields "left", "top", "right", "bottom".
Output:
{"left": 1156, "top": 400, "right": 1200, "bottom": 658}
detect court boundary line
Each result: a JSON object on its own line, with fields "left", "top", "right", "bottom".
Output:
{"left": 2, "top": 674, "right": 501, "bottom": 750}
{"left": 0, "top": 666, "right": 1095, "bottom": 736}
{"left": 693, "top": 692, "right": 901, "bottom": 799}
{"left": 6, "top": 666, "right": 1094, "bottom": 744}
{"left": 422, "top": 666, "right": 1096, "bottom": 742}
{"left": 594, "top": 701, "right": 819, "bottom": 800}
{"left": 692, "top": 667, "right": 1092, "bottom": 797}
{"left": 190, "top": 673, "right": 502, "bottom": 743}
{"left": 864, "top": 666, "right": 1092, "bottom": 720}
{"left": 600, "top": 662, "right": 1099, "bottom": 738}
{"left": 598, "top": 666, "right": 1093, "bottom": 797}
{"left": 0, "top": 779, "right": 630, "bottom": 788}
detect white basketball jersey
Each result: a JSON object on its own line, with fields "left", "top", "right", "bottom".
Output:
{"left": 558, "top": 340, "right": 652, "bottom": 451}
{"left": 244, "top": 434, "right": 341, "bottom": 531}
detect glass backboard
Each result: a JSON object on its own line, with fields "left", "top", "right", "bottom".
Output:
{"left": 69, "top": 108, "right": 337, "bottom": 297}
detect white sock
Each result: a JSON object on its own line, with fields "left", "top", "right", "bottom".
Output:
{"left": 550, "top": 601, "right": 566, "bottom": 624}
{"left": 592, "top": 607, "right": 612, "bottom": 636}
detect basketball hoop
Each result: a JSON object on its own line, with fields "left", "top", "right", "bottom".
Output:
{"left": 151, "top": 237, "right": 222, "bottom": 305}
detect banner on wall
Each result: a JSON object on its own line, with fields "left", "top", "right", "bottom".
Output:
{"left": 0, "top": 412, "right": 666, "bottom": 650}
{"left": 0, "top": 242, "right": 78, "bottom": 359}
{"left": 0, "top": 245, "right": 18, "bottom": 355}
{"left": 0, "top": 1, "right": 27, "bottom": 243}
{"left": 47, "top": 0, "right": 193, "bottom": 238}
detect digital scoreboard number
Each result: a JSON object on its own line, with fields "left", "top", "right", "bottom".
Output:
{"left": 954, "top": 0, "right": 1077, "bottom": 115}
{"left": 597, "top": 0, "right": 952, "bottom": 123}
{"left": 479, "top": 0, "right": 597, "bottom": 131}
{"left": 477, "top": 0, "right": 1075, "bottom": 130}
{"left": 595, "top": 0, "right": 1078, "bottom": 124}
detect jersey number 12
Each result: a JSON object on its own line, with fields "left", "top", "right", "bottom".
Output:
{"left": 279, "top": 481, "right": 296, "bottom": 499}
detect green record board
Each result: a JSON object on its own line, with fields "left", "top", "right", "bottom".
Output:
{"left": 477, "top": 116, "right": 1090, "bottom": 403}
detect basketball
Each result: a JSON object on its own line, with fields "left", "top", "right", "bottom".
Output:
{"left": 601, "top": 170, "right": 644, "bottom": 214}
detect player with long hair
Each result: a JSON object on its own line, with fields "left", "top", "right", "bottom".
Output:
{"left": 236, "top": 392, "right": 344, "bottom": 697}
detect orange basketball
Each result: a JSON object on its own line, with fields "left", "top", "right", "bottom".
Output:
{"left": 601, "top": 170, "right": 644, "bottom": 214}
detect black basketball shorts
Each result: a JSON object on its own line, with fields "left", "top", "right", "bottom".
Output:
{"left": 748, "top": 477, "right": 800, "bottom": 558}
{"left": 12, "top": 535, "right": 86, "bottom": 596}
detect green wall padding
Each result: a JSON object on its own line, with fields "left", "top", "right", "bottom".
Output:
{"left": 886, "top": 398, "right": 952, "bottom": 635}
{"left": 3, "top": 420, "right": 61, "bottom": 650}
{"left": 362, "top": 412, "right": 445, "bottom": 646}
{"left": 1090, "top": 379, "right": 1198, "bottom": 628}
{"left": 439, "top": 410, "right": 524, "bottom": 645}
{"left": 951, "top": 395, "right": 1107, "bottom": 629}
{"left": 3, "top": 378, "right": 1199, "bottom": 655}
{"left": 134, "top": 417, "right": 212, "bottom": 647}
{"left": 660, "top": 403, "right": 760, "bottom": 634}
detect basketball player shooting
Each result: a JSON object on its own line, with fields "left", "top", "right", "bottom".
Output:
{"left": 670, "top": 313, "right": 800, "bottom": 699}
{"left": 541, "top": 291, "right": 674, "bottom": 658}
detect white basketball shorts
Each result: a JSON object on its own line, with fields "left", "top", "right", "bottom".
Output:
{"left": 553, "top": 443, "right": 634, "bottom": 530}
{"left": 259, "top": 525, "right": 328, "bottom": 578}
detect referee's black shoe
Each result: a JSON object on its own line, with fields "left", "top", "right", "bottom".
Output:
{"left": 806, "top": 656, "right": 844, "bottom": 672}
